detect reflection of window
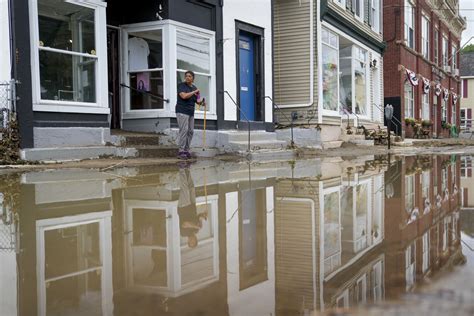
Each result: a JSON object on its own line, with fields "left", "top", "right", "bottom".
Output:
{"left": 37, "top": 0, "right": 97, "bottom": 103}
{"left": 405, "top": 175, "right": 415, "bottom": 214}
{"left": 461, "top": 156, "right": 472, "bottom": 178}
{"left": 322, "top": 28, "right": 339, "bottom": 112}
{"left": 356, "top": 275, "right": 367, "bottom": 304}
{"left": 443, "top": 217, "right": 449, "bottom": 251}
{"left": 441, "top": 168, "right": 448, "bottom": 192}
{"left": 176, "top": 30, "right": 212, "bottom": 112}
{"left": 422, "top": 231, "right": 430, "bottom": 273}
{"left": 324, "top": 189, "right": 341, "bottom": 276}
{"left": 404, "top": 0, "right": 415, "bottom": 49}
{"left": 422, "top": 171, "right": 430, "bottom": 202}
{"left": 404, "top": 81, "right": 414, "bottom": 118}
{"left": 336, "top": 289, "right": 349, "bottom": 308}
{"left": 405, "top": 242, "right": 416, "bottom": 290}
{"left": 371, "top": 260, "right": 384, "bottom": 302}
{"left": 127, "top": 30, "right": 164, "bottom": 110}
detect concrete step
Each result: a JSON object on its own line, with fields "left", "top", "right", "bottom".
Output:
{"left": 227, "top": 140, "right": 287, "bottom": 151}
{"left": 20, "top": 146, "right": 137, "bottom": 162}
{"left": 220, "top": 131, "right": 279, "bottom": 143}
{"left": 246, "top": 149, "right": 296, "bottom": 161}
{"left": 322, "top": 141, "right": 343, "bottom": 149}
{"left": 348, "top": 139, "right": 375, "bottom": 146}
{"left": 121, "top": 134, "right": 161, "bottom": 146}
{"left": 134, "top": 146, "right": 179, "bottom": 158}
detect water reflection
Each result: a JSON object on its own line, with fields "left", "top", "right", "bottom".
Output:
{"left": 0, "top": 155, "right": 467, "bottom": 315}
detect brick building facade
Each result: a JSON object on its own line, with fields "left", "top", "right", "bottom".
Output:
{"left": 383, "top": 0, "right": 466, "bottom": 138}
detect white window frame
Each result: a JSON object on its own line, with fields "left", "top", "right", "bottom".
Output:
{"left": 442, "top": 98, "right": 447, "bottom": 122}
{"left": 405, "top": 174, "right": 415, "bottom": 213}
{"left": 404, "top": 81, "right": 414, "bottom": 118}
{"left": 421, "top": 14, "right": 430, "bottom": 60}
{"left": 461, "top": 108, "right": 467, "bottom": 129}
{"left": 353, "top": 0, "right": 364, "bottom": 22}
{"left": 322, "top": 27, "right": 340, "bottom": 116}
{"left": 353, "top": 46, "right": 370, "bottom": 118}
{"left": 422, "top": 93, "right": 430, "bottom": 120}
{"left": 405, "top": 242, "right": 416, "bottom": 290}
{"left": 452, "top": 102, "right": 456, "bottom": 125}
{"left": 370, "top": 0, "right": 381, "bottom": 33}
{"left": 422, "top": 170, "right": 430, "bottom": 202}
{"left": 121, "top": 20, "right": 216, "bottom": 121}
{"left": 321, "top": 185, "right": 342, "bottom": 278}
{"left": 442, "top": 35, "right": 449, "bottom": 68}
{"left": 29, "top": 0, "right": 109, "bottom": 114}
{"left": 404, "top": 0, "right": 415, "bottom": 49}
{"left": 434, "top": 27, "right": 439, "bottom": 65}
{"left": 452, "top": 44, "right": 458, "bottom": 70}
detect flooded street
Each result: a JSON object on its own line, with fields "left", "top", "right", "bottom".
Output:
{"left": 0, "top": 154, "right": 473, "bottom": 315}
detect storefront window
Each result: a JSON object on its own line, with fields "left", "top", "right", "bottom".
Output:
{"left": 354, "top": 47, "right": 367, "bottom": 116}
{"left": 322, "top": 28, "right": 339, "bottom": 112}
{"left": 38, "top": 0, "right": 97, "bottom": 103}
{"left": 176, "top": 31, "right": 212, "bottom": 112}
{"left": 128, "top": 30, "right": 164, "bottom": 110}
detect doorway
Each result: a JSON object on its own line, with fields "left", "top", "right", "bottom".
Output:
{"left": 236, "top": 22, "right": 265, "bottom": 123}
{"left": 107, "top": 27, "right": 121, "bottom": 129}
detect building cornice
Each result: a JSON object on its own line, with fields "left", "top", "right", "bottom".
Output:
{"left": 426, "top": 0, "right": 467, "bottom": 38}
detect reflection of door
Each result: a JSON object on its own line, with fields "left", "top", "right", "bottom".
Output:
{"left": 107, "top": 27, "right": 120, "bottom": 129}
{"left": 239, "top": 33, "right": 256, "bottom": 121}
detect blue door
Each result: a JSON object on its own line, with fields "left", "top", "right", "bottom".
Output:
{"left": 239, "top": 33, "right": 256, "bottom": 121}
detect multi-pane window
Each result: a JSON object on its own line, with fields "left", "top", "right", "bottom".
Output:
{"left": 442, "top": 99, "right": 447, "bottom": 122}
{"left": 452, "top": 44, "right": 458, "bottom": 70}
{"left": 452, "top": 103, "right": 456, "bottom": 125}
{"left": 405, "top": 242, "right": 416, "bottom": 290}
{"left": 404, "top": 81, "right": 414, "bottom": 118}
{"left": 353, "top": 0, "right": 364, "bottom": 21}
{"left": 354, "top": 47, "right": 368, "bottom": 116}
{"left": 405, "top": 174, "right": 415, "bottom": 213}
{"left": 461, "top": 108, "right": 466, "bottom": 129}
{"left": 421, "top": 15, "right": 430, "bottom": 59}
{"left": 370, "top": 0, "right": 381, "bottom": 33}
{"left": 404, "top": 0, "right": 415, "bottom": 49}
{"left": 322, "top": 28, "right": 339, "bottom": 112}
{"left": 434, "top": 28, "right": 439, "bottom": 65}
{"left": 442, "top": 35, "right": 449, "bottom": 68}
{"left": 422, "top": 93, "right": 430, "bottom": 120}
{"left": 422, "top": 171, "right": 430, "bottom": 203}
{"left": 37, "top": 0, "right": 98, "bottom": 103}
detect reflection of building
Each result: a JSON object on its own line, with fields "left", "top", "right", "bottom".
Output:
{"left": 275, "top": 165, "right": 386, "bottom": 313}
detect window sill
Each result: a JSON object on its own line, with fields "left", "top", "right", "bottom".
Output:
{"left": 34, "top": 103, "right": 110, "bottom": 114}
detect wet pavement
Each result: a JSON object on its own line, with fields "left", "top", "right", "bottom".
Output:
{"left": 0, "top": 153, "right": 473, "bottom": 315}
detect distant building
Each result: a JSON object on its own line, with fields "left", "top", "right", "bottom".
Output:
{"left": 383, "top": 0, "right": 466, "bottom": 138}
{"left": 460, "top": 52, "right": 474, "bottom": 132}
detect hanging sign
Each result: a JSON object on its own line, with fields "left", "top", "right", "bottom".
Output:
{"left": 423, "top": 78, "right": 431, "bottom": 94}
{"left": 406, "top": 69, "right": 419, "bottom": 86}
{"left": 435, "top": 83, "right": 442, "bottom": 96}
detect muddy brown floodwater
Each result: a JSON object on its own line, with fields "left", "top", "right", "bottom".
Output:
{"left": 0, "top": 153, "right": 473, "bottom": 315}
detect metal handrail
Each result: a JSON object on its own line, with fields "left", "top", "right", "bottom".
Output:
{"left": 339, "top": 104, "right": 352, "bottom": 130}
{"left": 340, "top": 102, "right": 361, "bottom": 127}
{"left": 120, "top": 83, "right": 170, "bottom": 103}
{"left": 265, "top": 96, "right": 295, "bottom": 148}
{"left": 222, "top": 90, "right": 251, "bottom": 152}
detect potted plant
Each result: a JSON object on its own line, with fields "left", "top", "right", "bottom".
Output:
{"left": 404, "top": 117, "right": 416, "bottom": 138}
{"left": 422, "top": 120, "right": 432, "bottom": 127}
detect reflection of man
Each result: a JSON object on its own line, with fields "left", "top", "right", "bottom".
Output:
{"left": 178, "top": 165, "right": 207, "bottom": 248}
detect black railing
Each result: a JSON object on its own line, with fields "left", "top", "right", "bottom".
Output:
{"left": 120, "top": 83, "right": 170, "bottom": 103}
{"left": 265, "top": 96, "right": 295, "bottom": 148}
{"left": 222, "top": 90, "right": 251, "bottom": 152}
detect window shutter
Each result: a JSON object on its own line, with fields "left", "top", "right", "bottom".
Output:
{"left": 463, "top": 79, "right": 468, "bottom": 98}
{"left": 365, "top": 0, "right": 370, "bottom": 25}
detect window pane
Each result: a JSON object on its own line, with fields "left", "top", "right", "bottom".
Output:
{"left": 177, "top": 71, "right": 210, "bottom": 111}
{"left": 128, "top": 30, "right": 163, "bottom": 71}
{"left": 323, "top": 44, "right": 339, "bottom": 111}
{"left": 38, "top": 0, "right": 95, "bottom": 54}
{"left": 354, "top": 49, "right": 367, "bottom": 116}
{"left": 46, "top": 271, "right": 102, "bottom": 315}
{"left": 39, "top": 50, "right": 96, "bottom": 103}
{"left": 177, "top": 31, "right": 210, "bottom": 73}
{"left": 44, "top": 222, "right": 101, "bottom": 280}
{"left": 129, "top": 71, "right": 164, "bottom": 110}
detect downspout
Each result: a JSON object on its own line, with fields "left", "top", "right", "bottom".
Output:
{"left": 316, "top": 0, "right": 322, "bottom": 124}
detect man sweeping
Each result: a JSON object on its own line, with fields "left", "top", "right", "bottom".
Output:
{"left": 176, "top": 70, "right": 204, "bottom": 159}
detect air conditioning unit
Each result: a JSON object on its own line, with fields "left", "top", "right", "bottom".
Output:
{"left": 444, "top": 65, "right": 452, "bottom": 73}
{"left": 453, "top": 68, "right": 460, "bottom": 76}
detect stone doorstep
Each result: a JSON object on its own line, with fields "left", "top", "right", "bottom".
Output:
{"left": 20, "top": 146, "right": 138, "bottom": 162}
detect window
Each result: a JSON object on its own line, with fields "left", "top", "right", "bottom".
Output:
{"left": 176, "top": 30, "right": 212, "bottom": 113}
{"left": 33, "top": 0, "right": 108, "bottom": 112}
{"left": 422, "top": 232, "right": 430, "bottom": 273}
{"left": 442, "top": 98, "right": 447, "bottom": 122}
{"left": 404, "top": 0, "right": 415, "bottom": 49}
{"left": 353, "top": 0, "right": 364, "bottom": 21}
{"left": 405, "top": 242, "right": 416, "bottom": 290}
{"left": 461, "top": 108, "right": 466, "bottom": 129}
{"left": 324, "top": 188, "right": 341, "bottom": 276}
{"left": 452, "top": 103, "right": 456, "bottom": 125}
{"left": 434, "top": 28, "right": 439, "bottom": 65}
{"left": 452, "top": 44, "right": 458, "bottom": 70}
{"left": 370, "top": 0, "right": 381, "bottom": 33}
{"left": 405, "top": 174, "right": 415, "bottom": 214}
{"left": 404, "top": 81, "right": 414, "bottom": 118}
{"left": 421, "top": 15, "right": 430, "bottom": 59}
{"left": 422, "top": 171, "right": 430, "bottom": 203}
{"left": 335, "top": 0, "right": 346, "bottom": 8}
{"left": 442, "top": 35, "right": 449, "bottom": 68}
{"left": 127, "top": 30, "right": 164, "bottom": 110}
{"left": 322, "top": 28, "right": 339, "bottom": 112}
{"left": 461, "top": 156, "right": 472, "bottom": 178}
{"left": 354, "top": 46, "right": 368, "bottom": 116}
{"left": 422, "top": 93, "right": 430, "bottom": 120}
{"left": 462, "top": 79, "right": 468, "bottom": 98}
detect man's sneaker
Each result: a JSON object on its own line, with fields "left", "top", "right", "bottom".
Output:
{"left": 177, "top": 151, "right": 188, "bottom": 159}
{"left": 184, "top": 151, "right": 192, "bottom": 159}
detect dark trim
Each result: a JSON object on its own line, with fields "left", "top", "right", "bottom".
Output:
{"left": 13, "top": 0, "right": 34, "bottom": 148}
{"left": 33, "top": 112, "right": 109, "bottom": 128}
{"left": 235, "top": 20, "right": 266, "bottom": 124}
{"left": 321, "top": 0, "right": 387, "bottom": 55}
